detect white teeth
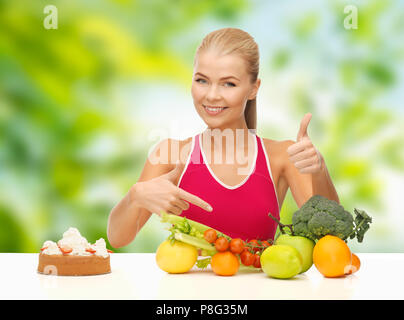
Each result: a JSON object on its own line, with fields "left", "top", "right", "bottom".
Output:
{"left": 204, "top": 105, "right": 226, "bottom": 112}
{"left": 207, "top": 107, "right": 224, "bottom": 111}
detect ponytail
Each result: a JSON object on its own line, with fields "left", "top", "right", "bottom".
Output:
{"left": 245, "top": 98, "right": 257, "bottom": 133}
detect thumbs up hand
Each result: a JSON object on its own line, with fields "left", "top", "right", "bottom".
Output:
{"left": 133, "top": 161, "right": 213, "bottom": 216}
{"left": 287, "top": 113, "right": 323, "bottom": 174}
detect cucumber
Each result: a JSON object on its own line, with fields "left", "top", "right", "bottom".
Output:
{"left": 174, "top": 232, "right": 217, "bottom": 253}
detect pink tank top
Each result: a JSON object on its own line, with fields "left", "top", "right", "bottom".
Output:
{"left": 177, "top": 132, "right": 280, "bottom": 242}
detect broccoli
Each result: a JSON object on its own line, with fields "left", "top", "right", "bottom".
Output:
{"left": 268, "top": 195, "right": 372, "bottom": 243}
{"left": 349, "top": 208, "right": 373, "bottom": 243}
{"left": 292, "top": 195, "right": 354, "bottom": 241}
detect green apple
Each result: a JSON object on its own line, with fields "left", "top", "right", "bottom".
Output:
{"left": 260, "top": 244, "right": 303, "bottom": 279}
{"left": 275, "top": 234, "right": 315, "bottom": 273}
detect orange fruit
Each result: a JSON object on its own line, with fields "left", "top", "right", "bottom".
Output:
{"left": 345, "top": 253, "right": 361, "bottom": 275}
{"left": 313, "top": 235, "right": 352, "bottom": 278}
{"left": 211, "top": 251, "right": 239, "bottom": 276}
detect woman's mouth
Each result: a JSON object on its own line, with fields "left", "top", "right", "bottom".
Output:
{"left": 203, "top": 105, "right": 228, "bottom": 116}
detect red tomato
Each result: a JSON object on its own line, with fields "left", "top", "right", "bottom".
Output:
{"left": 261, "top": 240, "right": 271, "bottom": 248}
{"left": 215, "top": 237, "right": 229, "bottom": 252}
{"left": 204, "top": 229, "right": 218, "bottom": 243}
{"left": 240, "top": 250, "right": 255, "bottom": 266}
{"left": 253, "top": 254, "right": 261, "bottom": 268}
{"left": 229, "top": 238, "right": 244, "bottom": 254}
{"left": 248, "top": 239, "right": 260, "bottom": 252}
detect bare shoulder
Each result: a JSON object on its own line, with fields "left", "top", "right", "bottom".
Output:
{"left": 261, "top": 137, "right": 294, "bottom": 148}
{"left": 177, "top": 136, "right": 193, "bottom": 165}
{"left": 167, "top": 137, "right": 193, "bottom": 186}
{"left": 260, "top": 138, "right": 296, "bottom": 205}
{"left": 261, "top": 137, "right": 295, "bottom": 171}
{"left": 138, "top": 136, "right": 193, "bottom": 182}
{"left": 154, "top": 136, "right": 193, "bottom": 169}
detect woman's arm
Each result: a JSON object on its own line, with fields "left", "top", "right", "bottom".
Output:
{"left": 283, "top": 113, "right": 339, "bottom": 207}
{"left": 283, "top": 145, "right": 339, "bottom": 207}
{"left": 310, "top": 154, "right": 339, "bottom": 203}
{"left": 107, "top": 139, "right": 175, "bottom": 248}
{"left": 107, "top": 138, "right": 212, "bottom": 248}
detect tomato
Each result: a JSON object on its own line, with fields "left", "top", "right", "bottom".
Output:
{"left": 211, "top": 251, "right": 239, "bottom": 276}
{"left": 253, "top": 254, "right": 261, "bottom": 268}
{"left": 248, "top": 239, "right": 260, "bottom": 252}
{"left": 229, "top": 238, "right": 244, "bottom": 254}
{"left": 215, "top": 237, "right": 229, "bottom": 252}
{"left": 261, "top": 240, "right": 271, "bottom": 249}
{"left": 240, "top": 250, "right": 255, "bottom": 266}
{"left": 203, "top": 229, "right": 217, "bottom": 244}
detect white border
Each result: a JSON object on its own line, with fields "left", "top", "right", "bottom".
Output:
{"left": 176, "top": 136, "right": 195, "bottom": 187}
{"left": 199, "top": 131, "right": 258, "bottom": 190}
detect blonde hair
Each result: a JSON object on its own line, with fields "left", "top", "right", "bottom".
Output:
{"left": 194, "top": 28, "right": 259, "bottom": 131}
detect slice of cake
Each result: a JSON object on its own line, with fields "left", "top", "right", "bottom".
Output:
{"left": 37, "top": 227, "right": 112, "bottom": 276}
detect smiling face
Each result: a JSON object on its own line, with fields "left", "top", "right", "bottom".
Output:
{"left": 191, "top": 49, "right": 260, "bottom": 131}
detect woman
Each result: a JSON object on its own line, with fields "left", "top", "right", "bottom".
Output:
{"left": 107, "top": 28, "right": 339, "bottom": 248}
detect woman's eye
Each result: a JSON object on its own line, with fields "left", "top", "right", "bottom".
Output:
{"left": 224, "top": 82, "right": 236, "bottom": 87}
{"left": 196, "top": 78, "right": 207, "bottom": 84}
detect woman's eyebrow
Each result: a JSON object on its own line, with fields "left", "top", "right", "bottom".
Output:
{"left": 195, "top": 72, "right": 240, "bottom": 81}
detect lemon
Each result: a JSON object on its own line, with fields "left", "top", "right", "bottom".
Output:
{"left": 155, "top": 240, "right": 198, "bottom": 273}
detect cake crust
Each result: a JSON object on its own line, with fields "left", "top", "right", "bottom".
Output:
{"left": 38, "top": 253, "right": 111, "bottom": 276}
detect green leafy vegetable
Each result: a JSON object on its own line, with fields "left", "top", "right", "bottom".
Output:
{"left": 173, "top": 232, "right": 216, "bottom": 252}
{"left": 292, "top": 195, "right": 354, "bottom": 241}
{"left": 196, "top": 257, "right": 211, "bottom": 269}
{"left": 161, "top": 211, "right": 220, "bottom": 234}
{"left": 160, "top": 211, "right": 232, "bottom": 242}
{"left": 349, "top": 208, "right": 373, "bottom": 243}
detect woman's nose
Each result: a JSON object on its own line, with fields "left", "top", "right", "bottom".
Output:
{"left": 206, "top": 84, "right": 222, "bottom": 102}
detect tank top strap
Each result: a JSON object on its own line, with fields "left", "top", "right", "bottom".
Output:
{"left": 254, "top": 134, "right": 268, "bottom": 174}
{"left": 254, "top": 134, "right": 280, "bottom": 209}
{"left": 189, "top": 133, "right": 203, "bottom": 165}
{"left": 177, "top": 134, "right": 202, "bottom": 187}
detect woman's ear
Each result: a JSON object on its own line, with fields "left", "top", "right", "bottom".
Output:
{"left": 248, "top": 78, "right": 261, "bottom": 100}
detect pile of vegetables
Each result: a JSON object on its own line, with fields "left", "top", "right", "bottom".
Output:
{"left": 159, "top": 212, "right": 272, "bottom": 275}
{"left": 156, "top": 195, "right": 373, "bottom": 278}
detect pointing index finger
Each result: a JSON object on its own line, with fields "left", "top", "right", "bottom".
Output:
{"left": 177, "top": 188, "right": 213, "bottom": 212}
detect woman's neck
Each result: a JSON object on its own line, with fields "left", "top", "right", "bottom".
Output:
{"left": 201, "top": 127, "right": 255, "bottom": 165}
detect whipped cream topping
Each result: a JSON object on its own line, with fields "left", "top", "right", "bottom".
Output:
{"left": 42, "top": 240, "right": 62, "bottom": 255}
{"left": 41, "top": 227, "right": 109, "bottom": 258}
{"left": 93, "top": 238, "right": 109, "bottom": 258}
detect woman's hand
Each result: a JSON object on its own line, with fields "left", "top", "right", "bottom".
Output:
{"left": 131, "top": 162, "right": 213, "bottom": 216}
{"left": 287, "top": 113, "right": 324, "bottom": 174}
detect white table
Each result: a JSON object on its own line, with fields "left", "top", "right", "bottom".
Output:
{"left": 0, "top": 253, "right": 402, "bottom": 300}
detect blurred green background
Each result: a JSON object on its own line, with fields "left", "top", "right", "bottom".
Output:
{"left": 1, "top": 0, "right": 403, "bottom": 253}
